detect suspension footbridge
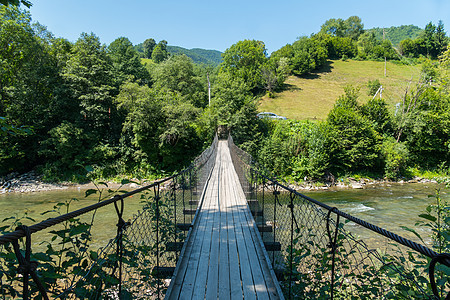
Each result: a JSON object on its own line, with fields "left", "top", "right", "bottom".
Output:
{"left": 0, "top": 135, "right": 449, "bottom": 299}
{"left": 166, "top": 140, "right": 282, "bottom": 299}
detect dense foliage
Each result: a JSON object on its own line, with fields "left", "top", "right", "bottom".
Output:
{"left": 1, "top": 5, "right": 449, "bottom": 183}
{"left": 257, "top": 48, "right": 450, "bottom": 181}
{"left": 369, "top": 25, "right": 423, "bottom": 47}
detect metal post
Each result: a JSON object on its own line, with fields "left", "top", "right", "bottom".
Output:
{"left": 326, "top": 208, "right": 340, "bottom": 300}
{"left": 273, "top": 187, "right": 279, "bottom": 266}
{"left": 154, "top": 184, "right": 161, "bottom": 298}
{"left": 113, "top": 195, "right": 130, "bottom": 299}
{"left": 289, "top": 192, "right": 295, "bottom": 299}
{"left": 173, "top": 176, "right": 178, "bottom": 262}
{"left": 12, "top": 225, "right": 49, "bottom": 300}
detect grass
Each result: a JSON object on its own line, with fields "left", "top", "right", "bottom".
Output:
{"left": 259, "top": 59, "right": 422, "bottom": 121}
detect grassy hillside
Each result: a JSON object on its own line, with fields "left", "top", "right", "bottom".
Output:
{"left": 259, "top": 60, "right": 422, "bottom": 120}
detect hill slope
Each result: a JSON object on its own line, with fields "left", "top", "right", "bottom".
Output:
{"left": 134, "top": 43, "right": 222, "bottom": 66}
{"left": 259, "top": 60, "right": 421, "bottom": 120}
{"left": 166, "top": 46, "right": 222, "bottom": 65}
{"left": 368, "top": 25, "right": 423, "bottom": 47}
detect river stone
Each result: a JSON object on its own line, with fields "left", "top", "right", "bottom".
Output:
{"left": 351, "top": 183, "right": 363, "bottom": 189}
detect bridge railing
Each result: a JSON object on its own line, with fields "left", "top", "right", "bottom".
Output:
{"left": 0, "top": 134, "right": 218, "bottom": 299}
{"left": 228, "top": 134, "right": 450, "bottom": 299}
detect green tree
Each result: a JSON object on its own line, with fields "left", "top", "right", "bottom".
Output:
{"left": 399, "top": 38, "right": 417, "bottom": 57}
{"left": 151, "top": 40, "right": 168, "bottom": 63}
{"left": 291, "top": 37, "right": 327, "bottom": 75}
{"left": 360, "top": 97, "right": 393, "bottom": 135}
{"left": 143, "top": 38, "right": 156, "bottom": 59}
{"left": 326, "top": 88, "right": 382, "bottom": 173}
{"left": 62, "top": 33, "right": 117, "bottom": 143}
{"left": 0, "top": 6, "right": 61, "bottom": 173}
{"left": 320, "top": 16, "right": 364, "bottom": 40}
{"left": 108, "top": 36, "right": 150, "bottom": 85}
{"left": 0, "top": 0, "right": 31, "bottom": 8}
{"left": 343, "top": 16, "right": 364, "bottom": 40}
{"left": 152, "top": 54, "right": 207, "bottom": 107}
{"left": 328, "top": 36, "right": 358, "bottom": 59}
{"left": 220, "top": 39, "right": 268, "bottom": 93}
{"left": 321, "top": 18, "right": 346, "bottom": 37}
{"left": 116, "top": 81, "right": 201, "bottom": 170}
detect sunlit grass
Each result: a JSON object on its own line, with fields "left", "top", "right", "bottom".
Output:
{"left": 259, "top": 59, "right": 422, "bottom": 121}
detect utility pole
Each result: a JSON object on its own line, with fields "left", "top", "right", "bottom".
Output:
{"left": 207, "top": 72, "right": 211, "bottom": 106}
{"left": 383, "top": 28, "right": 387, "bottom": 77}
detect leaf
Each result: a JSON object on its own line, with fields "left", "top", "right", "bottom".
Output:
{"left": 121, "top": 179, "right": 130, "bottom": 185}
{"left": 400, "top": 225, "right": 425, "bottom": 244}
{"left": 97, "top": 181, "right": 108, "bottom": 187}
{"left": 85, "top": 189, "right": 98, "bottom": 198}
{"left": 41, "top": 210, "right": 56, "bottom": 216}
{"left": 418, "top": 214, "right": 436, "bottom": 222}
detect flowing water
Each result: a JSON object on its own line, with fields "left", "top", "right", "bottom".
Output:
{"left": 303, "top": 182, "right": 449, "bottom": 247}
{"left": 0, "top": 187, "right": 148, "bottom": 250}
{"left": 0, "top": 182, "right": 448, "bottom": 250}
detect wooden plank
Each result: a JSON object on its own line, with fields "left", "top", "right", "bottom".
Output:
{"left": 180, "top": 164, "right": 220, "bottom": 300}
{"left": 169, "top": 162, "right": 219, "bottom": 300}
{"left": 205, "top": 152, "right": 222, "bottom": 299}
{"left": 191, "top": 163, "right": 220, "bottom": 300}
{"left": 231, "top": 156, "right": 284, "bottom": 300}
{"left": 166, "top": 140, "right": 284, "bottom": 300}
{"left": 226, "top": 163, "right": 257, "bottom": 300}
{"left": 218, "top": 161, "right": 231, "bottom": 300}
{"left": 226, "top": 174, "right": 244, "bottom": 299}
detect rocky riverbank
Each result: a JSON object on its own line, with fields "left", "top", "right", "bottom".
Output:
{"left": 0, "top": 171, "right": 69, "bottom": 194}
{"left": 283, "top": 176, "right": 439, "bottom": 191}
{"left": 0, "top": 170, "right": 443, "bottom": 194}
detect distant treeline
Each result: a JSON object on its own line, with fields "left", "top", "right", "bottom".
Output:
{"left": 368, "top": 25, "right": 423, "bottom": 47}
{"left": 134, "top": 41, "right": 223, "bottom": 66}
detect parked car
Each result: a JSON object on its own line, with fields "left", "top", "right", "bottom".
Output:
{"left": 256, "top": 112, "right": 287, "bottom": 120}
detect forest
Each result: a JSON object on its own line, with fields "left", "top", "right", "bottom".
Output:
{"left": 1, "top": 7, "right": 450, "bottom": 183}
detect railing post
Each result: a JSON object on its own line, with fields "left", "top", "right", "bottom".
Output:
{"left": 173, "top": 176, "right": 178, "bottom": 262}
{"left": 113, "top": 195, "right": 130, "bottom": 299}
{"left": 12, "top": 225, "right": 49, "bottom": 300}
{"left": 261, "top": 177, "right": 266, "bottom": 240}
{"left": 154, "top": 183, "right": 161, "bottom": 299}
{"left": 326, "top": 208, "right": 340, "bottom": 300}
{"left": 288, "top": 192, "right": 295, "bottom": 299}
{"left": 272, "top": 186, "right": 280, "bottom": 266}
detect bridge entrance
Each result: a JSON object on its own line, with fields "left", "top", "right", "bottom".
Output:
{"left": 166, "top": 140, "right": 283, "bottom": 299}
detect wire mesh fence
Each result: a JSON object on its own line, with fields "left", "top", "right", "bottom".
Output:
{"left": 0, "top": 135, "right": 218, "bottom": 299}
{"left": 228, "top": 134, "right": 450, "bottom": 300}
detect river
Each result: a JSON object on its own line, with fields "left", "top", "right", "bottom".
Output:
{"left": 0, "top": 182, "right": 448, "bottom": 250}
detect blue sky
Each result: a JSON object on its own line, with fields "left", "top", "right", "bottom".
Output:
{"left": 29, "top": 0, "right": 450, "bottom": 53}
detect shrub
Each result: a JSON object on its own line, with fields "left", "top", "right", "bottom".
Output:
{"left": 382, "top": 136, "right": 409, "bottom": 179}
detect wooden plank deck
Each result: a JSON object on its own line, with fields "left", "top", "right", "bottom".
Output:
{"left": 165, "top": 141, "right": 284, "bottom": 300}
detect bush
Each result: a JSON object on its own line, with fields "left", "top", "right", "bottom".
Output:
{"left": 327, "top": 101, "right": 383, "bottom": 174}
{"left": 382, "top": 137, "right": 409, "bottom": 179}
{"left": 367, "top": 79, "right": 381, "bottom": 96}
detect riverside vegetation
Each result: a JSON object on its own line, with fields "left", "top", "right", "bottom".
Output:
{"left": 1, "top": 3, "right": 450, "bottom": 298}
{"left": 0, "top": 6, "right": 449, "bottom": 186}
